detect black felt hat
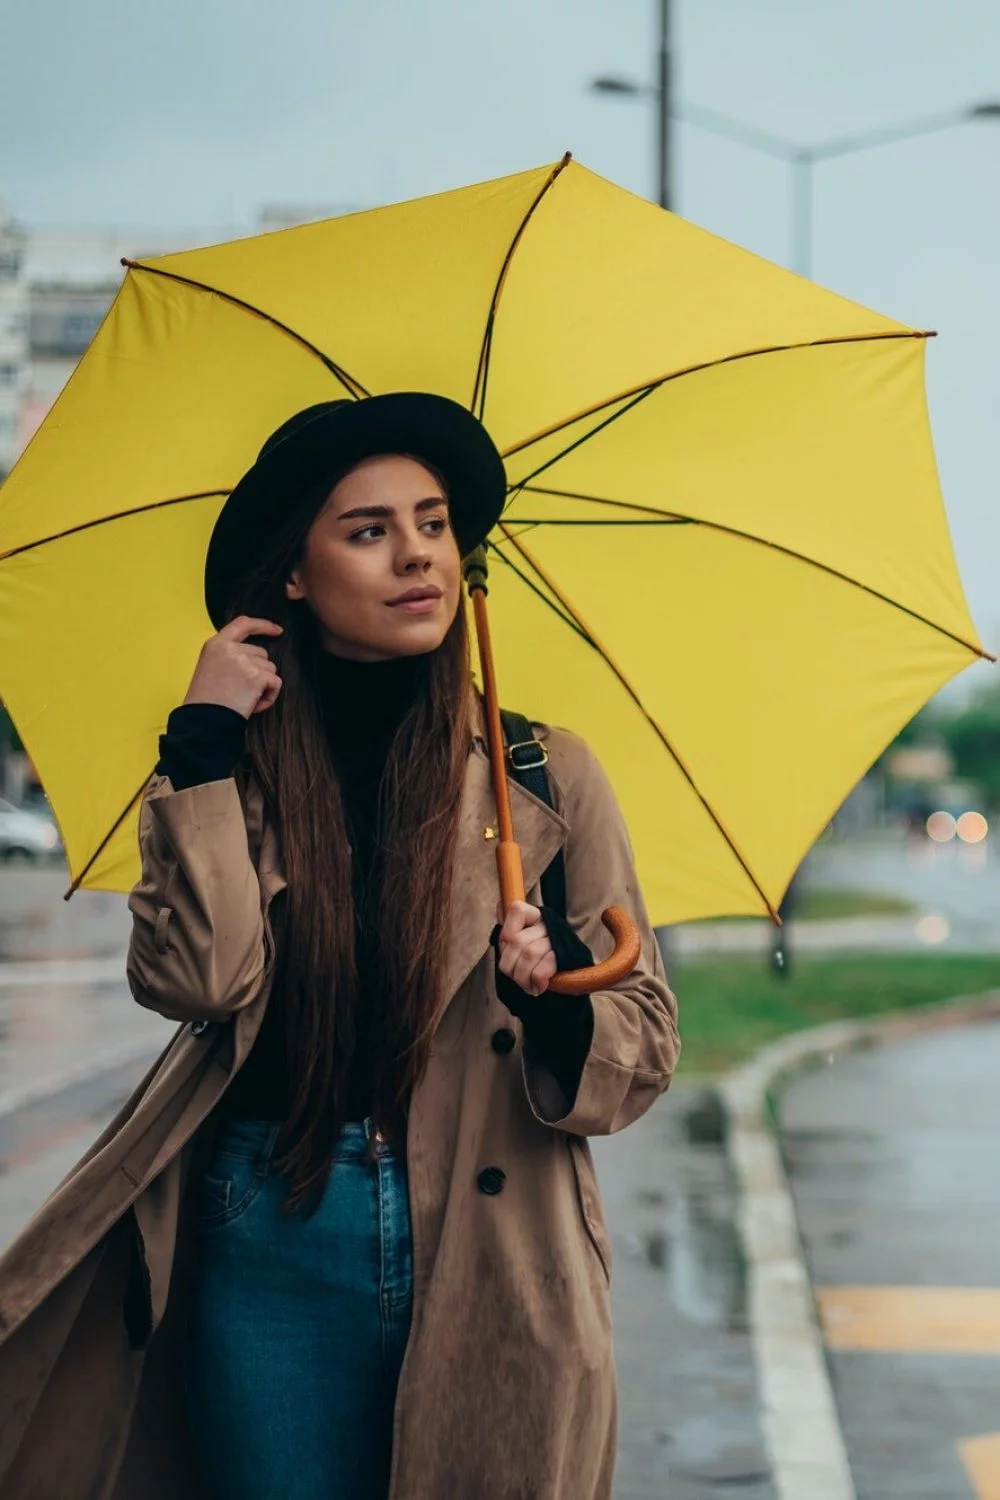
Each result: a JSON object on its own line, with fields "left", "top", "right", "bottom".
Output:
{"left": 204, "top": 391, "right": 508, "bottom": 628}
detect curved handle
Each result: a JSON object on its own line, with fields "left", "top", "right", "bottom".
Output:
{"left": 547, "top": 906, "right": 642, "bottom": 997}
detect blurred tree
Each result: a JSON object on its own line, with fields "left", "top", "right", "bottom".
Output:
{"left": 0, "top": 703, "right": 22, "bottom": 754}
{"left": 936, "top": 688, "right": 1000, "bottom": 808}
{"left": 888, "top": 704, "right": 940, "bottom": 748}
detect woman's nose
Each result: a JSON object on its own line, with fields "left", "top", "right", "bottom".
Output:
{"left": 399, "top": 536, "right": 433, "bottom": 572}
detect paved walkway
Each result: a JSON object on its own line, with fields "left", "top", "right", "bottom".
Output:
{"left": 781, "top": 1018, "right": 1000, "bottom": 1500}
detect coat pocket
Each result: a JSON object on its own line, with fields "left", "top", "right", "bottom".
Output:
{"left": 567, "top": 1136, "right": 612, "bottom": 1286}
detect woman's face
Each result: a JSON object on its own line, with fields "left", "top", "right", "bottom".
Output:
{"left": 284, "top": 453, "right": 462, "bottom": 661}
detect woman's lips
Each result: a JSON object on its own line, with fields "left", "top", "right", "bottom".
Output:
{"left": 386, "top": 588, "right": 443, "bottom": 616}
{"left": 390, "top": 596, "right": 442, "bottom": 615}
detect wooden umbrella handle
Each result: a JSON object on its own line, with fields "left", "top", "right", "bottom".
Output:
{"left": 495, "top": 839, "right": 642, "bottom": 997}
{"left": 547, "top": 906, "right": 642, "bottom": 997}
{"left": 491, "top": 834, "right": 641, "bottom": 996}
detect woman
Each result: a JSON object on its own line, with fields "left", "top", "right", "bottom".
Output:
{"left": 0, "top": 393, "right": 679, "bottom": 1500}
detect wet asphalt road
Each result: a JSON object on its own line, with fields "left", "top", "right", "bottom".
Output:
{"left": 807, "top": 833, "right": 1000, "bottom": 953}
{"left": 781, "top": 1019, "right": 1000, "bottom": 1500}
{"left": 0, "top": 863, "right": 132, "bottom": 961}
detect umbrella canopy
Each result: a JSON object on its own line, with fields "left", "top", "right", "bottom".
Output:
{"left": 0, "top": 157, "right": 986, "bottom": 919}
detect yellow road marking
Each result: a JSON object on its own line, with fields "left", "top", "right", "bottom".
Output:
{"left": 816, "top": 1287, "right": 1000, "bottom": 1353}
{"left": 960, "top": 1435, "right": 1000, "bottom": 1500}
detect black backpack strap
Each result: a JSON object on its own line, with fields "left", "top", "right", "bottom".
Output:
{"left": 500, "top": 709, "right": 567, "bottom": 921}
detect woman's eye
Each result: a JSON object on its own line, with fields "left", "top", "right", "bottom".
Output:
{"left": 421, "top": 516, "right": 449, "bottom": 535}
{"left": 349, "top": 524, "right": 386, "bottom": 542}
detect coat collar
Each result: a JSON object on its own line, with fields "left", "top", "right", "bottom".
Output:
{"left": 249, "top": 712, "right": 568, "bottom": 1009}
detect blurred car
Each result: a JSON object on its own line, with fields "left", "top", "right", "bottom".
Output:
{"left": 0, "top": 797, "right": 63, "bottom": 862}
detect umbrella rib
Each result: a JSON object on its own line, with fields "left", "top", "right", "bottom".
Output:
{"left": 122, "top": 259, "right": 371, "bottom": 400}
{"left": 498, "top": 521, "right": 781, "bottom": 922}
{"left": 506, "top": 383, "right": 661, "bottom": 497}
{"left": 0, "top": 491, "right": 228, "bottom": 563}
{"left": 470, "top": 153, "right": 572, "bottom": 422}
{"left": 500, "top": 328, "right": 932, "bottom": 463}
{"left": 516, "top": 484, "right": 994, "bottom": 662}
{"left": 63, "top": 770, "right": 153, "bottom": 900}
{"left": 485, "top": 538, "right": 592, "bottom": 643}
{"left": 507, "top": 517, "right": 693, "bottom": 526}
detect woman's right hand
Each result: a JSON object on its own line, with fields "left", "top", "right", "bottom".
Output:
{"left": 183, "top": 617, "right": 284, "bottom": 718}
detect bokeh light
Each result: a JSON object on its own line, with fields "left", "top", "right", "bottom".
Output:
{"left": 956, "top": 810, "right": 989, "bottom": 845}
{"left": 916, "top": 913, "right": 951, "bottom": 946}
{"left": 926, "top": 810, "right": 957, "bottom": 843}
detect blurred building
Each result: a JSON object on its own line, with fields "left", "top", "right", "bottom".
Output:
{"left": 257, "top": 202, "right": 357, "bottom": 232}
{"left": 0, "top": 217, "right": 192, "bottom": 476}
{"left": 0, "top": 202, "right": 358, "bottom": 479}
{"left": 0, "top": 215, "right": 27, "bottom": 476}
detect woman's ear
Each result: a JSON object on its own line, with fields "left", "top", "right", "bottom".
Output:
{"left": 285, "top": 569, "right": 305, "bottom": 602}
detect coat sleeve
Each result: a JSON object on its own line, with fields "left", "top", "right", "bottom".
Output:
{"left": 520, "top": 731, "right": 680, "bottom": 1135}
{"left": 126, "top": 774, "right": 269, "bottom": 1024}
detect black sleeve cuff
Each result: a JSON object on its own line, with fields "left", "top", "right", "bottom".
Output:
{"left": 155, "top": 703, "right": 249, "bottom": 792}
{"left": 540, "top": 905, "right": 594, "bottom": 975}
{"left": 491, "top": 907, "right": 596, "bottom": 1106}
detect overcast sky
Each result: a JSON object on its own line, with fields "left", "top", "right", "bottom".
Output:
{"left": 3, "top": 0, "right": 999, "bottom": 678}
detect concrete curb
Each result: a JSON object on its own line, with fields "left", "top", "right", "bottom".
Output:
{"left": 718, "top": 990, "right": 1000, "bottom": 1500}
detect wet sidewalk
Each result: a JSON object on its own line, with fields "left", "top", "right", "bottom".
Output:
{"left": 780, "top": 1018, "right": 1000, "bottom": 1500}
{"left": 595, "top": 1083, "right": 774, "bottom": 1499}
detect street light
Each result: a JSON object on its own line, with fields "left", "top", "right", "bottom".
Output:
{"left": 680, "top": 99, "right": 1000, "bottom": 276}
{"left": 592, "top": 75, "right": 1000, "bottom": 275}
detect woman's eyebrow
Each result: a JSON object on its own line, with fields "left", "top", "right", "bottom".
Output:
{"left": 336, "top": 496, "right": 449, "bottom": 521}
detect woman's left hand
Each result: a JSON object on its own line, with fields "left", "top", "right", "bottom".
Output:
{"left": 495, "top": 900, "right": 557, "bottom": 996}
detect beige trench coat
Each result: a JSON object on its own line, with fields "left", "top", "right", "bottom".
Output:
{"left": 0, "top": 718, "right": 679, "bottom": 1500}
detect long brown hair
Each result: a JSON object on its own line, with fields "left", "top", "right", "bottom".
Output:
{"left": 228, "top": 471, "right": 472, "bottom": 1213}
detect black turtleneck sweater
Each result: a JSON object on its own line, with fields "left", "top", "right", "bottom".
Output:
{"left": 155, "top": 652, "right": 594, "bottom": 1123}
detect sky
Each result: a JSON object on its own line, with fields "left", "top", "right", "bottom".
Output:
{"left": 2, "top": 0, "right": 999, "bottom": 682}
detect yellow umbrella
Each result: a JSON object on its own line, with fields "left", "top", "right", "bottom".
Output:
{"left": 0, "top": 156, "right": 987, "bottom": 921}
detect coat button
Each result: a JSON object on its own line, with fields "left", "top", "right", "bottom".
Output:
{"left": 189, "top": 1020, "right": 211, "bottom": 1037}
{"left": 491, "top": 1027, "right": 516, "bottom": 1056}
{"left": 478, "top": 1166, "right": 506, "bottom": 1196}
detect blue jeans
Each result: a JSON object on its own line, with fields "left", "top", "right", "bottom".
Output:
{"left": 185, "top": 1116, "right": 413, "bottom": 1500}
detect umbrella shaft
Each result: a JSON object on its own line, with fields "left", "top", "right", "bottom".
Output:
{"left": 471, "top": 587, "right": 517, "bottom": 848}
{"left": 469, "top": 583, "right": 528, "bottom": 910}
{"left": 496, "top": 840, "right": 526, "bottom": 909}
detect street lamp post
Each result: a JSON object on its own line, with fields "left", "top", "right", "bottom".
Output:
{"left": 593, "top": 0, "right": 673, "bottom": 210}
{"left": 656, "top": 0, "right": 672, "bottom": 212}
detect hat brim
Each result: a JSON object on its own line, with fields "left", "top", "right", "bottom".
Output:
{"left": 204, "top": 392, "right": 507, "bottom": 628}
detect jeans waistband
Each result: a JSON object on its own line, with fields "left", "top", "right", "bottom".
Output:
{"left": 212, "top": 1116, "right": 398, "bottom": 1163}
